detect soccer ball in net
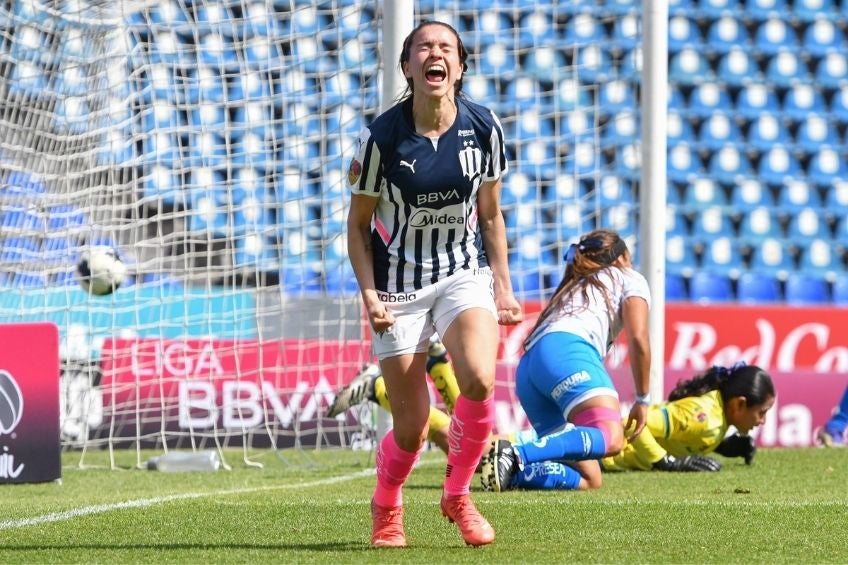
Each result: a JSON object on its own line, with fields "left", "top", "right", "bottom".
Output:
{"left": 76, "top": 248, "right": 127, "bottom": 296}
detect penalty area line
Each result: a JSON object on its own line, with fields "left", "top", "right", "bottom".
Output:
{"left": 0, "top": 467, "right": 377, "bottom": 531}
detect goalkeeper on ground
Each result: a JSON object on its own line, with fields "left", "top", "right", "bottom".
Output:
{"left": 482, "top": 363, "right": 776, "bottom": 491}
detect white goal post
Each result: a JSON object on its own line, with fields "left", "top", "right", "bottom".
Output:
{"left": 0, "top": 0, "right": 663, "bottom": 468}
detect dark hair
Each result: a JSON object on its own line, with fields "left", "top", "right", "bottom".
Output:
{"left": 523, "top": 229, "right": 630, "bottom": 351}
{"left": 398, "top": 20, "right": 469, "bottom": 101}
{"left": 668, "top": 363, "right": 775, "bottom": 408}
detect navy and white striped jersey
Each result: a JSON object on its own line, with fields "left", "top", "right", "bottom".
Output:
{"left": 347, "top": 97, "right": 508, "bottom": 293}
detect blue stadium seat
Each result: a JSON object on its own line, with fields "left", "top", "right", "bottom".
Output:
{"left": 688, "top": 83, "right": 733, "bottom": 119}
{"left": 619, "top": 46, "right": 643, "bottom": 81}
{"left": 503, "top": 76, "right": 549, "bottom": 111}
{"left": 561, "top": 140, "right": 599, "bottom": 178}
{"left": 229, "top": 71, "right": 271, "bottom": 102}
{"left": 237, "top": 1, "right": 280, "bottom": 39}
{"left": 609, "top": 12, "right": 640, "bottom": 52}
{"left": 553, "top": 74, "right": 593, "bottom": 112}
{"left": 515, "top": 109, "right": 555, "bottom": 142}
{"left": 602, "top": 203, "right": 637, "bottom": 240}
{"left": 556, "top": 201, "right": 592, "bottom": 243}
{"left": 562, "top": 12, "right": 605, "bottom": 46}
{"left": 518, "top": 9, "right": 557, "bottom": 48}
{"left": 280, "top": 263, "right": 322, "bottom": 295}
{"left": 737, "top": 271, "right": 782, "bottom": 303}
{"left": 777, "top": 179, "right": 823, "bottom": 213}
{"left": 598, "top": 80, "right": 636, "bottom": 117}
{"left": 332, "top": 5, "right": 376, "bottom": 44}
{"left": 188, "top": 189, "right": 229, "bottom": 236}
{"left": 785, "top": 272, "right": 831, "bottom": 304}
{"left": 234, "top": 234, "right": 280, "bottom": 272}
{"left": 745, "top": 0, "right": 789, "bottom": 21}
{"left": 185, "top": 67, "right": 225, "bottom": 104}
{"left": 231, "top": 101, "right": 272, "bottom": 140}
{"left": 797, "top": 238, "right": 840, "bottom": 281}
{"left": 666, "top": 273, "right": 688, "bottom": 301}
{"left": 593, "top": 174, "right": 634, "bottom": 206}
{"left": 757, "top": 146, "right": 803, "bottom": 185}
{"left": 764, "top": 50, "right": 809, "bottom": 89}
{"left": 516, "top": 140, "right": 557, "bottom": 180}
{"left": 669, "top": 47, "right": 711, "bottom": 85}
{"left": 198, "top": 33, "right": 239, "bottom": 70}
{"left": 707, "top": 145, "right": 754, "bottom": 184}
{"left": 613, "top": 142, "right": 641, "bottom": 180}
{"left": 573, "top": 45, "right": 613, "bottom": 83}
{"left": 666, "top": 208, "right": 690, "bottom": 238}
{"left": 697, "top": 0, "right": 744, "bottom": 19}
{"left": 601, "top": 111, "right": 639, "bottom": 147}
{"left": 668, "top": 15, "right": 701, "bottom": 53}
{"left": 667, "top": 111, "right": 696, "bottom": 148}
{"left": 667, "top": 143, "right": 704, "bottom": 183}
{"left": 748, "top": 237, "right": 794, "bottom": 280}
{"left": 829, "top": 84, "right": 848, "bottom": 123}
{"left": 189, "top": 101, "right": 226, "bottom": 131}
{"left": 746, "top": 114, "right": 792, "bottom": 153}
{"left": 801, "top": 18, "right": 845, "bottom": 58}
{"left": 832, "top": 276, "right": 848, "bottom": 305}
{"left": 242, "top": 34, "right": 284, "bottom": 70}
{"left": 815, "top": 52, "right": 848, "bottom": 89}
{"left": 783, "top": 84, "right": 828, "bottom": 123}
{"left": 752, "top": 17, "right": 799, "bottom": 56}
{"left": 806, "top": 147, "right": 848, "bottom": 187}
{"left": 691, "top": 206, "right": 734, "bottom": 241}
{"left": 461, "top": 11, "right": 513, "bottom": 47}
{"left": 689, "top": 271, "right": 734, "bottom": 303}
{"left": 826, "top": 182, "right": 848, "bottom": 222}
{"left": 0, "top": 236, "right": 40, "bottom": 263}
{"left": 666, "top": 234, "right": 697, "bottom": 278}
{"left": 141, "top": 165, "right": 182, "bottom": 207}
{"left": 787, "top": 207, "right": 830, "bottom": 242}
{"left": 705, "top": 15, "right": 749, "bottom": 55}
{"left": 794, "top": 0, "right": 838, "bottom": 22}
{"left": 232, "top": 190, "right": 274, "bottom": 236}
{"left": 682, "top": 177, "right": 728, "bottom": 210}
{"left": 697, "top": 112, "right": 743, "bottom": 151}
{"left": 669, "top": 0, "right": 697, "bottom": 15}
{"left": 731, "top": 179, "right": 775, "bottom": 212}
{"left": 701, "top": 236, "right": 745, "bottom": 279}
{"left": 340, "top": 39, "right": 378, "bottom": 71}
{"left": 715, "top": 47, "right": 759, "bottom": 87}
{"left": 478, "top": 42, "right": 517, "bottom": 78}
{"left": 738, "top": 205, "right": 783, "bottom": 240}
{"left": 735, "top": 82, "right": 780, "bottom": 121}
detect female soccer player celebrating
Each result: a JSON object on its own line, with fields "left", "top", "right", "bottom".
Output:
{"left": 346, "top": 20, "right": 522, "bottom": 547}
{"left": 483, "top": 229, "right": 651, "bottom": 492}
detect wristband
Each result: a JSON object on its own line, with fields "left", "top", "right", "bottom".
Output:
{"left": 634, "top": 393, "right": 651, "bottom": 405}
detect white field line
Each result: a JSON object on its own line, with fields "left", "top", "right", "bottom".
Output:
{"left": 0, "top": 467, "right": 377, "bottom": 531}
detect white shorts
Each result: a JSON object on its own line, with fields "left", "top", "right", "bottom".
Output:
{"left": 370, "top": 267, "right": 497, "bottom": 360}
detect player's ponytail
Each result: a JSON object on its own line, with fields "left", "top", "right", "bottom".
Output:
{"left": 524, "top": 229, "right": 629, "bottom": 351}
{"left": 669, "top": 363, "right": 774, "bottom": 407}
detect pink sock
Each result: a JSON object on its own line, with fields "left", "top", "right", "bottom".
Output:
{"left": 443, "top": 395, "right": 494, "bottom": 497}
{"left": 373, "top": 432, "right": 420, "bottom": 508}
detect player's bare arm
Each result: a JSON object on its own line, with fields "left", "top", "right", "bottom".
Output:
{"left": 477, "top": 178, "right": 523, "bottom": 325}
{"left": 347, "top": 193, "right": 394, "bottom": 332}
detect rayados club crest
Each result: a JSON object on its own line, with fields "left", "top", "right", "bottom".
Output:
{"left": 458, "top": 140, "right": 482, "bottom": 180}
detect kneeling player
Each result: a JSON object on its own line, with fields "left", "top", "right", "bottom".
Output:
{"left": 481, "top": 363, "right": 776, "bottom": 491}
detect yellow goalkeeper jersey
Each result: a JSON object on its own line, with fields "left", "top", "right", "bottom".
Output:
{"left": 601, "top": 390, "right": 728, "bottom": 471}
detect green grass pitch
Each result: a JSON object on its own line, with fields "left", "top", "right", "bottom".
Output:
{"left": 1, "top": 448, "right": 846, "bottom": 563}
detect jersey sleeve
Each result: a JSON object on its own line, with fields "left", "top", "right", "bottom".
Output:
{"left": 621, "top": 268, "right": 652, "bottom": 310}
{"left": 483, "top": 109, "right": 508, "bottom": 181}
{"left": 348, "top": 126, "right": 383, "bottom": 197}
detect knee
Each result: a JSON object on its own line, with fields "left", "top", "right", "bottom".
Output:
{"left": 392, "top": 427, "right": 428, "bottom": 453}
{"left": 603, "top": 425, "right": 625, "bottom": 456}
{"left": 457, "top": 370, "right": 494, "bottom": 400}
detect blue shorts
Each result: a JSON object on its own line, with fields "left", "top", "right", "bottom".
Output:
{"left": 515, "top": 332, "right": 618, "bottom": 437}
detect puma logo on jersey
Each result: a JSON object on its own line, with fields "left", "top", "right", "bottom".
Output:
{"left": 399, "top": 159, "right": 416, "bottom": 173}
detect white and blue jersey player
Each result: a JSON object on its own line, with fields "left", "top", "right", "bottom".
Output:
{"left": 483, "top": 229, "right": 653, "bottom": 493}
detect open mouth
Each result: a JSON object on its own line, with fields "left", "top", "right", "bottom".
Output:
{"left": 425, "top": 64, "right": 446, "bottom": 83}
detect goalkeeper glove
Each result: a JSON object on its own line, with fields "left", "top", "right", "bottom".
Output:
{"left": 652, "top": 454, "right": 722, "bottom": 472}
{"left": 714, "top": 433, "right": 757, "bottom": 465}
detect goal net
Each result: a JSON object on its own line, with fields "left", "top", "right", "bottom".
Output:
{"left": 0, "top": 1, "right": 642, "bottom": 468}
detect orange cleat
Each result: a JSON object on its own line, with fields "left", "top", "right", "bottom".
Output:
{"left": 440, "top": 493, "right": 495, "bottom": 547}
{"left": 370, "top": 499, "right": 407, "bottom": 548}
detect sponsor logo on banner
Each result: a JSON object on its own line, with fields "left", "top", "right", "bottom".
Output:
{"left": 0, "top": 370, "right": 25, "bottom": 479}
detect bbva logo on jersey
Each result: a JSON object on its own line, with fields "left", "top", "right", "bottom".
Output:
{"left": 458, "top": 140, "right": 482, "bottom": 180}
